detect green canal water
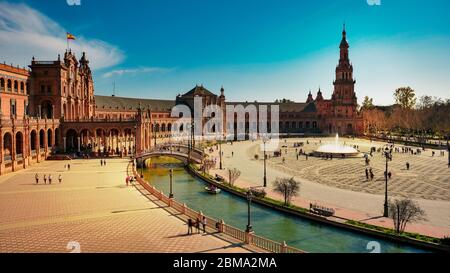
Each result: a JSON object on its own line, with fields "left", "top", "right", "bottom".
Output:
{"left": 142, "top": 157, "right": 429, "bottom": 253}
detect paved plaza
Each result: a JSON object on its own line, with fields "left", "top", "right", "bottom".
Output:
{"left": 0, "top": 159, "right": 255, "bottom": 253}
{"left": 207, "top": 138, "right": 450, "bottom": 238}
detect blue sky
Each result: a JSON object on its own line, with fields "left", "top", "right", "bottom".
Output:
{"left": 1, "top": 0, "right": 449, "bottom": 105}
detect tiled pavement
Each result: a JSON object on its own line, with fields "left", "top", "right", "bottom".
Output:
{"left": 0, "top": 159, "right": 255, "bottom": 253}
{"left": 207, "top": 138, "right": 450, "bottom": 238}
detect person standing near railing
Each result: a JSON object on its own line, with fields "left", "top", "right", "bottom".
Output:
{"left": 202, "top": 216, "right": 207, "bottom": 234}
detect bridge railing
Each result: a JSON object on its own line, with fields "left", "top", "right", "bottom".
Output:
{"left": 131, "top": 165, "right": 305, "bottom": 253}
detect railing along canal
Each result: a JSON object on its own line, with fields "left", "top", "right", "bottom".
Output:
{"left": 130, "top": 164, "right": 305, "bottom": 253}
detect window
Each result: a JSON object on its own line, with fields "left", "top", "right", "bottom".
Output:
{"left": 10, "top": 99, "right": 17, "bottom": 118}
{"left": 47, "top": 85, "right": 52, "bottom": 94}
{"left": 41, "top": 85, "right": 45, "bottom": 94}
{"left": 24, "top": 101, "right": 28, "bottom": 116}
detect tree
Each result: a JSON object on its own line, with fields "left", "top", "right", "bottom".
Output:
{"left": 228, "top": 168, "right": 241, "bottom": 186}
{"left": 388, "top": 198, "right": 426, "bottom": 234}
{"left": 394, "top": 87, "right": 417, "bottom": 109}
{"left": 273, "top": 177, "right": 300, "bottom": 206}
{"left": 202, "top": 159, "right": 215, "bottom": 174}
{"left": 361, "top": 96, "right": 374, "bottom": 110}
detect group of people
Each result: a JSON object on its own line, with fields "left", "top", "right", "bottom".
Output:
{"left": 35, "top": 173, "right": 62, "bottom": 184}
{"left": 187, "top": 216, "right": 207, "bottom": 235}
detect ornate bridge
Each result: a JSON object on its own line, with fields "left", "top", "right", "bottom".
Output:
{"left": 136, "top": 143, "right": 205, "bottom": 165}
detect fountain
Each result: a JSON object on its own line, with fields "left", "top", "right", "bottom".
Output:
{"left": 313, "top": 134, "right": 361, "bottom": 158}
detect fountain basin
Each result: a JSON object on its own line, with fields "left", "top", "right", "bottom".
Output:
{"left": 313, "top": 134, "right": 361, "bottom": 158}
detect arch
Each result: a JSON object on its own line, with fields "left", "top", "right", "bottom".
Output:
{"left": 63, "top": 103, "right": 67, "bottom": 118}
{"left": 41, "top": 100, "right": 53, "bottom": 119}
{"left": 20, "top": 82, "right": 24, "bottom": 93}
{"left": 66, "top": 129, "right": 78, "bottom": 151}
{"left": 3, "top": 132, "right": 13, "bottom": 161}
{"left": 13, "top": 80, "right": 18, "bottom": 92}
{"left": 39, "top": 129, "right": 45, "bottom": 149}
{"left": 346, "top": 123, "right": 353, "bottom": 135}
{"left": 7, "top": 79, "right": 12, "bottom": 91}
{"left": 161, "top": 123, "right": 166, "bottom": 132}
{"left": 0, "top": 78, "right": 4, "bottom": 89}
{"left": 47, "top": 128, "right": 53, "bottom": 148}
{"left": 54, "top": 128, "right": 60, "bottom": 146}
{"left": 312, "top": 121, "right": 318, "bottom": 129}
{"left": 167, "top": 123, "right": 172, "bottom": 133}
{"left": 15, "top": 131, "right": 24, "bottom": 157}
{"left": 30, "top": 130, "right": 37, "bottom": 151}
{"left": 155, "top": 123, "right": 160, "bottom": 132}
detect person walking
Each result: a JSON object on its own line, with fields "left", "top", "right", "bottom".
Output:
{"left": 202, "top": 216, "right": 207, "bottom": 234}
{"left": 100, "top": 160, "right": 103, "bottom": 166}
{"left": 35, "top": 173, "right": 39, "bottom": 184}
{"left": 365, "top": 168, "right": 369, "bottom": 181}
{"left": 369, "top": 168, "right": 374, "bottom": 181}
{"left": 68, "top": 163, "right": 71, "bottom": 171}
{"left": 48, "top": 174, "right": 52, "bottom": 184}
{"left": 187, "top": 219, "right": 193, "bottom": 235}
{"left": 58, "top": 174, "right": 62, "bottom": 184}
{"left": 104, "top": 160, "right": 107, "bottom": 166}
{"left": 196, "top": 218, "right": 201, "bottom": 234}
{"left": 406, "top": 162, "right": 410, "bottom": 170}
{"left": 43, "top": 174, "right": 47, "bottom": 184}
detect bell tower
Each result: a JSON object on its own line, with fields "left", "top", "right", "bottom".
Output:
{"left": 332, "top": 24, "right": 357, "bottom": 105}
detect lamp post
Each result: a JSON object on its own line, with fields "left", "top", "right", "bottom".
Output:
{"left": 219, "top": 135, "right": 223, "bottom": 170}
{"left": 246, "top": 190, "right": 253, "bottom": 233}
{"left": 140, "top": 159, "right": 144, "bottom": 178}
{"left": 447, "top": 135, "right": 450, "bottom": 167}
{"left": 383, "top": 146, "right": 391, "bottom": 217}
{"left": 169, "top": 168, "right": 174, "bottom": 198}
{"left": 263, "top": 138, "right": 267, "bottom": 188}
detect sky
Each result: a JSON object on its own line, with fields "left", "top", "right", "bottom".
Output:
{"left": 0, "top": 0, "right": 449, "bottom": 105}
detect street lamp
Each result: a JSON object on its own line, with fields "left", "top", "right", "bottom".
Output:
{"left": 169, "top": 168, "right": 174, "bottom": 198}
{"left": 383, "top": 146, "right": 392, "bottom": 217}
{"left": 447, "top": 135, "right": 450, "bottom": 167}
{"left": 246, "top": 190, "right": 253, "bottom": 233}
{"left": 219, "top": 135, "right": 223, "bottom": 170}
{"left": 263, "top": 138, "right": 267, "bottom": 188}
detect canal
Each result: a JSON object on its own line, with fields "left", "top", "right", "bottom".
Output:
{"left": 142, "top": 157, "right": 429, "bottom": 253}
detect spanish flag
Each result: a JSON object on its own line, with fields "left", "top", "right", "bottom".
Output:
{"left": 66, "top": 32, "right": 76, "bottom": 40}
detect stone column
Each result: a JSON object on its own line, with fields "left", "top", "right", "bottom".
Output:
{"left": 77, "top": 137, "right": 81, "bottom": 153}
{"left": 63, "top": 137, "right": 67, "bottom": 153}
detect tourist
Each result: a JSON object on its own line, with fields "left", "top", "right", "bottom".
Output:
{"left": 126, "top": 176, "right": 129, "bottom": 186}
{"left": 369, "top": 169, "right": 374, "bottom": 181}
{"left": 100, "top": 160, "right": 103, "bottom": 166}
{"left": 68, "top": 164, "right": 71, "bottom": 171}
{"left": 196, "top": 218, "right": 201, "bottom": 234}
{"left": 202, "top": 216, "right": 207, "bottom": 233}
{"left": 388, "top": 171, "right": 392, "bottom": 180}
{"left": 35, "top": 173, "right": 39, "bottom": 184}
{"left": 48, "top": 174, "right": 52, "bottom": 184}
{"left": 365, "top": 168, "right": 369, "bottom": 181}
{"left": 43, "top": 174, "right": 47, "bottom": 184}
{"left": 58, "top": 174, "right": 62, "bottom": 184}
{"left": 231, "top": 152, "right": 234, "bottom": 157}
{"left": 104, "top": 160, "right": 107, "bottom": 166}
{"left": 406, "top": 162, "right": 410, "bottom": 170}
{"left": 187, "top": 219, "right": 193, "bottom": 235}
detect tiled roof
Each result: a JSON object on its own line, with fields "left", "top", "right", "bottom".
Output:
{"left": 94, "top": 95, "right": 175, "bottom": 112}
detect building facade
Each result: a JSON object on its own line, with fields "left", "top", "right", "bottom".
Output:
{"left": 0, "top": 27, "right": 363, "bottom": 174}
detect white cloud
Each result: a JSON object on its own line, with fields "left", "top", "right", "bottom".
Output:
{"left": 102, "top": 67, "right": 174, "bottom": 78}
{"left": 0, "top": 1, "right": 124, "bottom": 70}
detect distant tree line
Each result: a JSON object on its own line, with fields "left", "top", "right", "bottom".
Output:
{"left": 361, "top": 87, "right": 450, "bottom": 139}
